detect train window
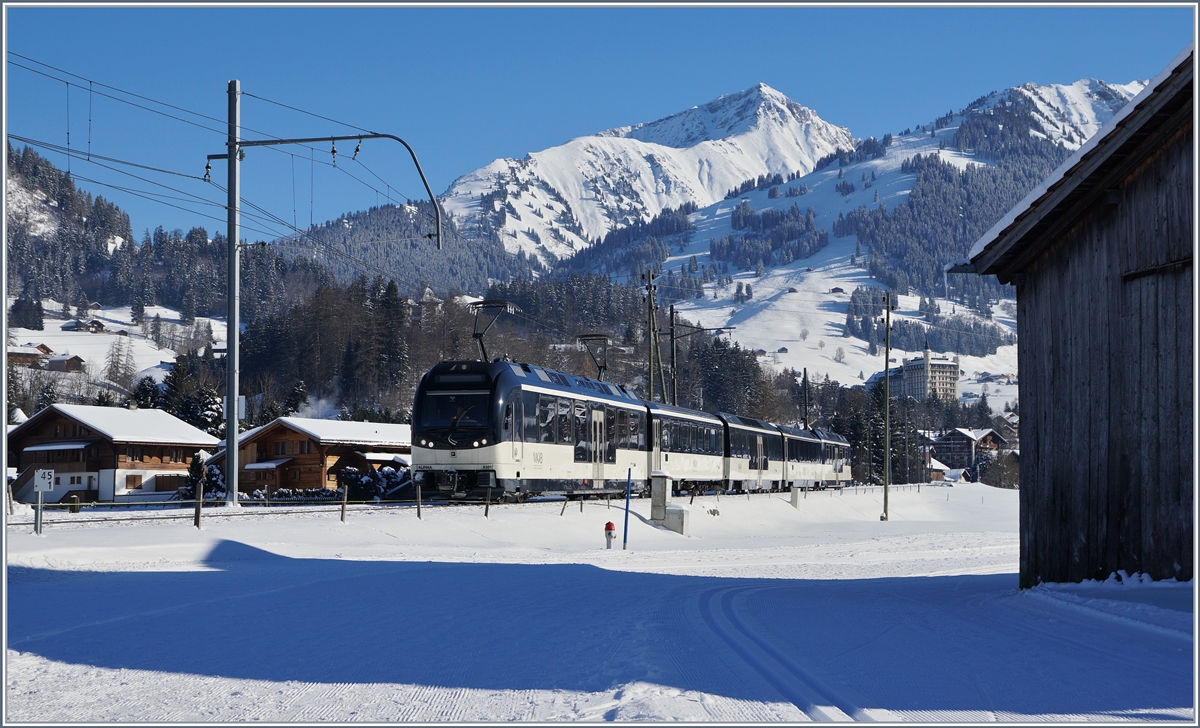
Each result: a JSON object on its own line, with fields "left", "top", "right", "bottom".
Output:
{"left": 538, "top": 395, "right": 557, "bottom": 444}
{"left": 605, "top": 407, "right": 616, "bottom": 463}
{"left": 616, "top": 409, "right": 629, "bottom": 449}
{"left": 573, "top": 400, "right": 589, "bottom": 463}
{"left": 630, "top": 411, "right": 642, "bottom": 450}
{"left": 557, "top": 398, "right": 573, "bottom": 445}
{"left": 523, "top": 391, "right": 540, "bottom": 443}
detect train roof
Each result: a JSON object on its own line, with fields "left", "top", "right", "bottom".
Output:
{"left": 645, "top": 401, "right": 723, "bottom": 423}
{"left": 717, "top": 412, "right": 779, "bottom": 434}
{"left": 812, "top": 428, "right": 850, "bottom": 446}
{"left": 424, "top": 360, "right": 642, "bottom": 405}
{"left": 776, "top": 424, "right": 824, "bottom": 443}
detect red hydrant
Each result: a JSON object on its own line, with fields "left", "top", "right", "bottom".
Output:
{"left": 605, "top": 521, "right": 616, "bottom": 549}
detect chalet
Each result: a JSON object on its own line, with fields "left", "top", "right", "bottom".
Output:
{"left": 46, "top": 355, "right": 86, "bottom": 373}
{"left": 931, "top": 428, "right": 1007, "bottom": 471}
{"left": 58, "top": 319, "right": 105, "bottom": 333}
{"left": 776, "top": 347, "right": 789, "bottom": 354}
{"left": 7, "top": 346, "right": 43, "bottom": 367}
{"left": 206, "top": 417, "right": 411, "bottom": 495}
{"left": 927, "top": 457, "right": 949, "bottom": 482}
{"left": 7, "top": 404, "right": 219, "bottom": 503}
{"left": 952, "top": 45, "right": 1193, "bottom": 586}
{"left": 32, "top": 343, "right": 54, "bottom": 355}
{"left": 829, "top": 287, "right": 844, "bottom": 294}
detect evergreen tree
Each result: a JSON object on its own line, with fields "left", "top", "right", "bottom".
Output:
{"left": 282, "top": 380, "right": 309, "bottom": 416}
{"left": 132, "top": 376, "right": 161, "bottom": 409}
{"left": 34, "top": 381, "right": 58, "bottom": 413}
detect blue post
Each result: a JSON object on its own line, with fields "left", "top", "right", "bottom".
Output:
{"left": 623, "top": 468, "right": 631, "bottom": 550}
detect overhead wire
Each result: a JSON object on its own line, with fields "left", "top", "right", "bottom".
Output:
{"left": 10, "top": 53, "right": 574, "bottom": 338}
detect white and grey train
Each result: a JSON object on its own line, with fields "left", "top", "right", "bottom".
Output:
{"left": 411, "top": 360, "right": 851, "bottom": 500}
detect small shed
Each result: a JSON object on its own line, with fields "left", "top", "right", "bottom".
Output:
{"left": 955, "top": 45, "right": 1193, "bottom": 586}
{"left": 47, "top": 355, "right": 86, "bottom": 373}
{"left": 830, "top": 287, "right": 844, "bottom": 294}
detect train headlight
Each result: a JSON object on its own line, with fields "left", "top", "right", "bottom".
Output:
{"left": 473, "top": 441, "right": 480, "bottom": 447}
{"left": 481, "top": 438, "right": 488, "bottom": 445}
{"left": 420, "top": 439, "right": 427, "bottom": 446}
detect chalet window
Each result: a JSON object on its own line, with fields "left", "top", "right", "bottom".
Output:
{"left": 127, "top": 446, "right": 144, "bottom": 462}
{"left": 298, "top": 440, "right": 314, "bottom": 454}
{"left": 54, "top": 425, "right": 62, "bottom": 437}
{"left": 290, "top": 470, "right": 300, "bottom": 481}
{"left": 125, "top": 475, "right": 143, "bottom": 490}
{"left": 274, "top": 441, "right": 286, "bottom": 456}
{"left": 170, "top": 448, "right": 186, "bottom": 463}
{"left": 54, "top": 476, "right": 61, "bottom": 486}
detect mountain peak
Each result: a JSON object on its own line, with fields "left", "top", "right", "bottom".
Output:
{"left": 597, "top": 83, "right": 832, "bottom": 149}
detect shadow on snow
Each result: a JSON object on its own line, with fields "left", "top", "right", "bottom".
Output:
{"left": 7, "top": 540, "right": 1193, "bottom": 718}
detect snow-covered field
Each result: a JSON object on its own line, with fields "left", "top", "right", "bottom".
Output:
{"left": 6, "top": 483, "right": 1193, "bottom": 722}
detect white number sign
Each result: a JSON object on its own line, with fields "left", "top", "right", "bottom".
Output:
{"left": 34, "top": 469, "right": 55, "bottom": 493}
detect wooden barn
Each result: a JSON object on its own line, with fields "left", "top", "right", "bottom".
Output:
{"left": 955, "top": 45, "right": 1193, "bottom": 587}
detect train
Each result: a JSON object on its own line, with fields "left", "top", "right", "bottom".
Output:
{"left": 410, "top": 360, "right": 851, "bottom": 500}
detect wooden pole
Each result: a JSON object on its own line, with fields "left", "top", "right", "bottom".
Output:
{"left": 416, "top": 483, "right": 422, "bottom": 519}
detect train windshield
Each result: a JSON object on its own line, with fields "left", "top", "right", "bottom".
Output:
{"left": 418, "top": 390, "right": 492, "bottom": 429}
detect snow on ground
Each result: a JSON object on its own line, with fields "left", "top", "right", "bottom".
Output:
{"left": 6, "top": 483, "right": 1193, "bottom": 722}
{"left": 7, "top": 299, "right": 226, "bottom": 385}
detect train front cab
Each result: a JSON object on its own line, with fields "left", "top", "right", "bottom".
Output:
{"left": 717, "top": 413, "right": 785, "bottom": 492}
{"left": 413, "top": 360, "right": 651, "bottom": 499}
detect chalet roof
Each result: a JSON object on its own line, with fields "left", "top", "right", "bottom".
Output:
{"left": 8, "top": 404, "right": 220, "bottom": 447}
{"left": 8, "top": 346, "right": 44, "bottom": 356}
{"left": 48, "top": 355, "right": 85, "bottom": 363}
{"left": 277, "top": 417, "right": 411, "bottom": 446}
{"left": 960, "top": 43, "right": 1194, "bottom": 282}
{"left": 929, "top": 457, "right": 950, "bottom": 471}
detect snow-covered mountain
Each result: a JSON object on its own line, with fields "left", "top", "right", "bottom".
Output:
{"left": 441, "top": 79, "right": 1144, "bottom": 268}
{"left": 441, "top": 84, "right": 854, "bottom": 264}
{"left": 1008, "top": 78, "right": 1145, "bottom": 148}
{"left": 638, "top": 76, "right": 1146, "bottom": 393}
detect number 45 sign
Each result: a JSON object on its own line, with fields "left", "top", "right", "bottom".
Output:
{"left": 34, "top": 469, "right": 54, "bottom": 493}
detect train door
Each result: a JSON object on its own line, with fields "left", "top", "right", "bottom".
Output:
{"left": 652, "top": 419, "right": 663, "bottom": 472}
{"left": 511, "top": 397, "right": 524, "bottom": 463}
{"left": 755, "top": 436, "right": 764, "bottom": 491}
{"left": 590, "top": 408, "right": 605, "bottom": 486}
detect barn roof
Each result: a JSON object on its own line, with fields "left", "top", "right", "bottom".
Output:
{"left": 955, "top": 43, "right": 1194, "bottom": 283}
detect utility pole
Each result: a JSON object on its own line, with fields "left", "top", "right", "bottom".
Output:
{"left": 206, "top": 80, "right": 445, "bottom": 505}
{"left": 644, "top": 269, "right": 659, "bottom": 403}
{"left": 803, "top": 368, "right": 810, "bottom": 429}
{"left": 882, "top": 291, "right": 891, "bottom": 521}
{"left": 224, "top": 80, "right": 241, "bottom": 506}
{"left": 669, "top": 305, "right": 677, "bottom": 406}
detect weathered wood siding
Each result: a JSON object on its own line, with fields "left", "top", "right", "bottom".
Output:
{"left": 1016, "top": 115, "right": 1193, "bottom": 587}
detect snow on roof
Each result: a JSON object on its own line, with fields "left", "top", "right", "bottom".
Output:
{"left": 279, "top": 417, "right": 411, "bottom": 447}
{"left": 967, "top": 43, "right": 1194, "bottom": 265}
{"left": 929, "top": 457, "right": 950, "bottom": 471}
{"left": 8, "top": 346, "right": 43, "bottom": 356}
{"left": 11, "top": 404, "right": 220, "bottom": 447}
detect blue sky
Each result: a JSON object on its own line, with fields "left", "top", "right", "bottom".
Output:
{"left": 5, "top": 5, "right": 1194, "bottom": 239}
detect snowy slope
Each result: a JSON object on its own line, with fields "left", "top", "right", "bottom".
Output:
{"left": 649, "top": 78, "right": 1145, "bottom": 396}
{"left": 7, "top": 298, "right": 226, "bottom": 389}
{"left": 1009, "top": 78, "right": 1146, "bottom": 148}
{"left": 7, "top": 485, "right": 1194, "bottom": 722}
{"left": 442, "top": 84, "right": 854, "bottom": 263}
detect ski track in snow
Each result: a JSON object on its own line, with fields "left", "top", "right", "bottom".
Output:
{"left": 5, "top": 484, "right": 1193, "bottom": 722}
